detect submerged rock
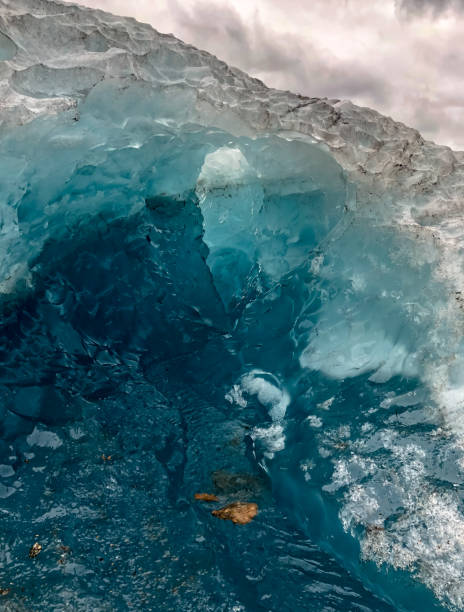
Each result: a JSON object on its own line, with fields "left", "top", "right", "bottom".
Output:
{"left": 211, "top": 470, "right": 265, "bottom": 496}
{"left": 194, "top": 493, "right": 219, "bottom": 502}
{"left": 28, "top": 542, "right": 42, "bottom": 559}
{"left": 212, "top": 502, "right": 258, "bottom": 525}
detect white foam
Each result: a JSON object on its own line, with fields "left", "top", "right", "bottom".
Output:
{"left": 228, "top": 370, "right": 290, "bottom": 459}
{"left": 306, "top": 415, "right": 323, "bottom": 428}
{"left": 323, "top": 426, "right": 464, "bottom": 609}
{"left": 240, "top": 370, "right": 290, "bottom": 422}
{"left": 27, "top": 426, "right": 62, "bottom": 449}
{"left": 252, "top": 423, "right": 286, "bottom": 459}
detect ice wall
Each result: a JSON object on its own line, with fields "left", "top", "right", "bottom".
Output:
{"left": 1, "top": 1, "right": 464, "bottom": 610}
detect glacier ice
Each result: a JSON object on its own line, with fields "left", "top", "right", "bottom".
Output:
{"left": 0, "top": 0, "right": 464, "bottom": 610}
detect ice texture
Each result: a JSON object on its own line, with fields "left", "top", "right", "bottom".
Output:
{"left": 0, "top": 0, "right": 464, "bottom": 610}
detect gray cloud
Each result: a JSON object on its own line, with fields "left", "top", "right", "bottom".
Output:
{"left": 169, "top": 0, "right": 304, "bottom": 74}
{"left": 168, "top": 0, "right": 390, "bottom": 105}
{"left": 396, "top": 0, "right": 464, "bottom": 16}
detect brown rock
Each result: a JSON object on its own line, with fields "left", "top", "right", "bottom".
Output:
{"left": 29, "top": 542, "right": 42, "bottom": 558}
{"left": 212, "top": 502, "right": 258, "bottom": 525}
{"left": 194, "top": 493, "right": 219, "bottom": 502}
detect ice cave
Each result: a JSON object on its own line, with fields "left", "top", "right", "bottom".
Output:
{"left": 1, "top": 1, "right": 464, "bottom": 610}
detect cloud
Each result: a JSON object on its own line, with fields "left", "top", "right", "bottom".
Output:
{"left": 162, "top": 0, "right": 390, "bottom": 106}
{"left": 396, "top": 0, "right": 464, "bottom": 16}
{"left": 168, "top": 0, "right": 300, "bottom": 74}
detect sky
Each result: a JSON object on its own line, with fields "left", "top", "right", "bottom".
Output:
{"left": 72, "top": 0, "right": 464, "bottom": 149}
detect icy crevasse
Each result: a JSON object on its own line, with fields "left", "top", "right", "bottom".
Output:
{"left": 0, "top": 1, "right": 464, "bottom": 610}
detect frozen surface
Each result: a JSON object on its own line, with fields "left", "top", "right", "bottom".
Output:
{"left": 0, "top": 0, "right": 464, "bottom": 610}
